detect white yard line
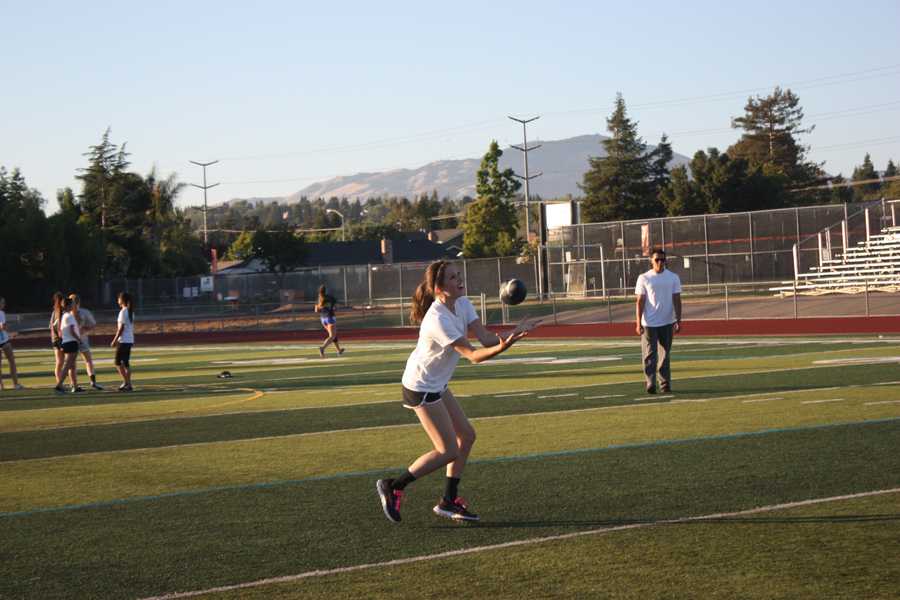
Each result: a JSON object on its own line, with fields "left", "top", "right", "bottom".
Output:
{"left": 801, "top": 399, "right": 845, "bottom": 404}
{"left": 741, "top": 397, "right": 784, "bottom": 404}
{"left": 584, "top": 394, "right": 625, "bottom": 400}
{"left": 494, "top": 392, "right": 533, "bottom": 398}
{"left": 538, "top": 393, "right": 577, "bottom": 399}
{"left": 865, "top": 400, "right": 900, "bottom": 406}
{"left": 138, "top": 488, "right": 900, "bottom": 600}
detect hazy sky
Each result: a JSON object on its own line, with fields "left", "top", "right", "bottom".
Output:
{"left": 3, "top": 0, "right": 899, "bottom": 213}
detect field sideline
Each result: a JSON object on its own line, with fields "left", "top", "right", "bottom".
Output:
{"left": 1, "top": 336, "right": 899, "bottom": 599}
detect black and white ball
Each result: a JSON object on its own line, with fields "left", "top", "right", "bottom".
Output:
{"left": 500, "top": 279, "right": 527, "bottom": 305}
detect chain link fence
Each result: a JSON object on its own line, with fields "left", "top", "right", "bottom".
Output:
{"left": 545, "top": 199, "right": 893, "bottom": 297}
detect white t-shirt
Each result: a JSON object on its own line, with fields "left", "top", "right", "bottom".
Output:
{"left": 635, "top": 268, "right": 682, "bottom": 327}
{"left": 401, "top": 296, "right": 479, "bottom": 393}
{"left": 76, "top": 308, "right": 96, "bottom": 344}
{"left": 0, "top": 310, "right": 8, "bottom": 344}
{"left": 60, "top": 311, "right": 82, "bottom": 344}
{"left": 117, "top": 307, "right": 135, "bottom": 344}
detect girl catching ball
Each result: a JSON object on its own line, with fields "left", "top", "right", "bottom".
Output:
{"left": 376, "top": 260, "right": 539, "bottom": 523}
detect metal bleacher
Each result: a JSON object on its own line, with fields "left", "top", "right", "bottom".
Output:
{"left": 771, "top": 225, "right": 900, "bottom": 296}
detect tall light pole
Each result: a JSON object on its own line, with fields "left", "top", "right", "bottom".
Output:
{"left": 190, "top": 160, "right": 219, "bottom": 246}
{"left": 326, "top": 208, "right": 345, "bottom": 241}
{"left": 508, "top": 115, "right": 542, "bottom": 242}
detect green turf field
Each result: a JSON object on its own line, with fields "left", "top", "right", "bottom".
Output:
{"left": 1, "top": 336, "right": 899, "bottom": 599}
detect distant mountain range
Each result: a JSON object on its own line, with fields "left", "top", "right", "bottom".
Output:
{"left": 230, "top": 134, "right": 691, "bottom": 205}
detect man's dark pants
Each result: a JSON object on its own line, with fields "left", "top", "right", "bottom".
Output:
{"left": 642, "top": 323, "right": 674, "bottom": 390}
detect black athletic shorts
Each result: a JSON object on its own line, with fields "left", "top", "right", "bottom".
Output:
{"left": 61, "top": 341, "right": 79, "bottom": 354}
{"left": 52, "top": 339, "right": 62, "bottom": 350}
{"left": 115, "top": 343, "right": 133, "bottom": 367}
{"left": 402, "top": 386, "right": 443, "bottom": 409}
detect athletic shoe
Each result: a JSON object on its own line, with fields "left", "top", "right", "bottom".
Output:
{"left": 119, "top": 385, "right": 134, "bottom": 392}
{"left": 433, "top": 497, "right": 479, "bottom": 522}
{"left": 376, "top": 479, "right": 403, "bottom": 523}
{"left": 646, "top": 386, "right": 657, "bottom": 394}
{"left": 660, "top": 385, "right": 672, "bottom": 394}
{"left": 71, "top": 386, "right": 86, "bottom": 393}
{"left": 54, "top": 385, "right": 67, "bottom": 394}
{"left": 14, "top": 383, "right": 25, "bottom": 390}
{"left": 91, "top": 382, "right": 104, "bottom": 391}
{"left": 338, "top": 348, "right": 345, "bottom": 356}
{"left": 318, "top": 346, "right": 325, "bottom": 358}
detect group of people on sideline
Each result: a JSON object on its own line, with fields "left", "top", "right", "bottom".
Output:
{"left": 0, "top": 291, "right": 136, "bottom": 393}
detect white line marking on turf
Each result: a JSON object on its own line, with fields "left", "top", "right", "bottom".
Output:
{"left": 801, "top": 399, "right": 845, "bottom": 404}
{"left": 584, "top": 394, "right": 625, "bottom": 400}
{"left": 538, "top": 393, "right": 577, "bottom": 399}
{"left": 865, "top": 400, "right": 900, "bottom": 405}
{"left": 138, "top": 488, "right": 900, "bottom": 600}
{"left": 495, "top": 392, "right": 533, "bottom": 397}
{"left": 742, "top": 397, "right": 784, "bottom": 404}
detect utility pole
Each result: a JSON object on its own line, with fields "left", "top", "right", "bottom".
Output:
{"left": 190, "top": 160, "right": 220, "bottom": 246}
{"left": 508, "top": 115, "right": 542, "bottom": 243}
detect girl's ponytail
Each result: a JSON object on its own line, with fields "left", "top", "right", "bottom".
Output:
{"left": 409, "top": 260, "right": 449, "bottom": 324}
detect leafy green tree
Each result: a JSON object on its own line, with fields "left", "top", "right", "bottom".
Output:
{"left": 580, "top": 94, "right": 671, "bottom": 222}
{"left": 659, "top": 165, "right": 703, "bottom": 216}
{"left": 851, "top": 153, "right": 881, "bottom": 202}
{"left": 827, "top": 174, "right": 855, "bottom": 204}
{"left": 462, "top": 140, "right": 521, "bottom": 257}
{"left": 251, "top": 228, "right": 306, "bottom": 285}
{"left": 0, "top": 167, "right": 50, "bottom": 307}
{"left": 225, "top": 230, "right": 255, "bottom": 260}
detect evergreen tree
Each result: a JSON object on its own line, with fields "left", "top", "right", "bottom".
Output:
{"left": 0, "top": 167, "right": 50, "bottom": 306}
{"left": 580, "top": 94, "right": 670, "bottom": 222}
{"left": 729, "top": 87, "right": 818, "bottom": 187}
{"left": 659, "top": 165, "right": 703, "bottom": 216}
{"left": 462, "top": 140, "right": 521, "bottom": 257}
{"left": 851, "top": 153, "right": 880, "bottom": 201}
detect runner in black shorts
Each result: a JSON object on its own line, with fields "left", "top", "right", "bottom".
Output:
{"left": 315, "top": 285, "right": 344, "bottom": 357}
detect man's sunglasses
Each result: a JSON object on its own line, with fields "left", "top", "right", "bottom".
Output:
{"left": 652, "top": 257, "right": 666, "bottom": 263}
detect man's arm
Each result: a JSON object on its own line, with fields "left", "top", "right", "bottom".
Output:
{"left": 635, "top": 294, "right": 645, "bottom": 336}
{"left": 673, "top": 293, "right": 682, "bottom": 333}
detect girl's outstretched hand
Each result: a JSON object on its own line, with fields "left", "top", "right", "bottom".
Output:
{"left": 512, "top": 316, "right": 544, "bottom": 335}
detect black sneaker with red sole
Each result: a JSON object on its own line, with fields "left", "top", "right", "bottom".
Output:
{"left": 433, "top": 497, "right": 479, "bottom": 522}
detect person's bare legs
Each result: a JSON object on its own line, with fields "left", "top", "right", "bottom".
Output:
{"left": 1, "top": 344, "right": 20, "bottom": 387}
{"left": 64, "top": 353, "right": 78, "bottom": 389}
{"left": 53, "top": 347, "right": 64, "bottom": 386}
{"left": 441, "top": 388, "right": 476, "bottom": 478}
{"left": 408, "top": 401, "right": 460, "bottom": 478}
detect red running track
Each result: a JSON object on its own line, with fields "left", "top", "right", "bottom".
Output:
{"left": 12, "top": 316, "right": 900, "bottom": 348}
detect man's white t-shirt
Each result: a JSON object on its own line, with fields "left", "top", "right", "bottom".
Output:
{"left": 0, "top": 310, "right": 9, "bottom": 345}
{"left": 117, "top": 307, "right": 135, "bottom": 344}
{"left": 402, "top": 296, "right": 478, "bottom": 393}
{"left": 60, "top": 311, "right": 82, "bottom": 344}
{"left": 77, "top": 308, "right": 96, "bottom": 345}
{"left": 635, "top": 268, "right": 682, "bottom": 327}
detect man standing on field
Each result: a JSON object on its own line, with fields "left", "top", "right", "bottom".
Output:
{"left": 635, "top": 248, "right": 682, "bottom": 394}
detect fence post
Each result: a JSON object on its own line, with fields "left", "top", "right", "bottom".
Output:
{"left": 842, "top": 220, "right": 849, "bottom": 259}
{"left": 793, "top": 280, "right": 798, "bottom": 319}
{"left": 367, "top": 264, "right": 373, "bottom": 306}
{"left": 399, "top": 267, "right": 404, "bottom": 327}
{"left": 600, "top": 244, "right": 606, "bottom": 297}
{"left": 607, "top": 294, "right": 612, "bottom": 324}
{"left": 703, "top": 215, "right": 711, "bottom": 293}
{"left": 865, "top": 208, "right": 871, "bottom": 243}
{"left": 864, "top": 280, "right": 870, "bottom": 317}
{"left": 497, "top": 257, "right": 503, "bottom": 294}
{"left": 480, "top": 292, "right": 487, "bottom": 325}
{"left": 552, "top": 294, "right": 558, "bottom": 325}
{"left": 342, "top": 267, "right": 348, "bottom": 306}
{"left": 748, "top": 212, "right": 755, "bottom": 281}
{"left": 724, "top": 283, "right": 729, "bottom": 320}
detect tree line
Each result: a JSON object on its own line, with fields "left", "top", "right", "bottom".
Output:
{"left": 2, "top": 88, "right": 897, "bottom": 308}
